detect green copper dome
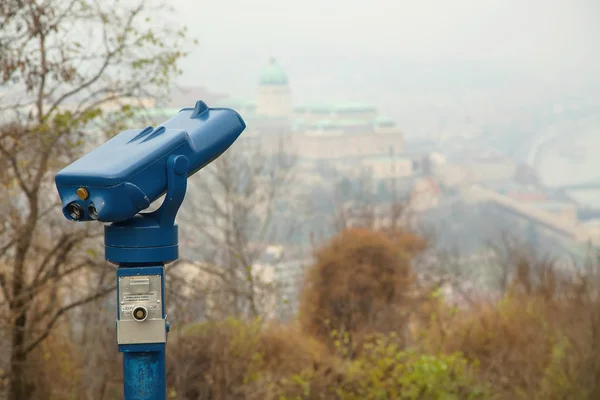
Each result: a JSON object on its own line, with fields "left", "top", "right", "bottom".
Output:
{"left": 259, "top": 58, "right": 288, "bottom": 85}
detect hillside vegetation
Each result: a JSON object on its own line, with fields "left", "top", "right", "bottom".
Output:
{"left": 160, "top": 228, "right": 600, "bottom": 400}
{"left": 15, "top": 227, "right": 600, "bottom": 399}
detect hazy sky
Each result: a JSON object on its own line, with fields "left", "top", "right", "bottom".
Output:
{"left": 173, "top": 0, "right": 599, "bottom": 110}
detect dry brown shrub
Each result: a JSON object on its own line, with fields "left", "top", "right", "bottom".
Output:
{"left": 258, "top": 323, "right": 329, "bottom": 374}
{"left": 299, "top": 227, "right": 428, "bottom": 354}
{"left": 441, "top": 297, "right": 553, "bottom": 395}
{"left": 246, "top": 324, "right": 343, "bottom": 400}
{"left": 166, "top": 319, "right": 328, "bottom": 400}
{"left": 424, "top": 254, "right": 600, "bottom": 399}
{"left": 167, "top": 318, "right": 258, "bottom": 399}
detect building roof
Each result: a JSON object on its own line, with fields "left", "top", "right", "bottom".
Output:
{"left": 360, "top": 155, "right": 411, "bottom": 164}
{"left": 374, "top": 116, "right": 396, "bottom": 126}
{"left": 334, "top": 103, "right": 377, "bottom": 113}
{"left": 259, "top": 58, "right": 288, "bottom": 85}
{"left": 314, "top": 120, "right": 337, "bottom": 129}
{"left": 293, "top": 104, "right": 380, "bottom": 115}
{"left": 311, "top": 118, "right": 371, "bottom": 128}
{"left": 295, "top": 105, "right": 331, "bottom": 114}
{"left": 337, "top": 119, "right": 372, "bottom": 126}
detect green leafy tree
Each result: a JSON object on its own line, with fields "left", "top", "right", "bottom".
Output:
{"left": 0, "top": 1, "right": 192, "bottom": 398}
{"left": 276, "top": 334, "right": 492, "bottom": 400}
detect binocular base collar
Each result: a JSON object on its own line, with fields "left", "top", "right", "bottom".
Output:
{"left": 106, "top": 244, "right": 178, "bottom": 265}
{"left": 104, "top": 214, "right": 179, "bottom": 265}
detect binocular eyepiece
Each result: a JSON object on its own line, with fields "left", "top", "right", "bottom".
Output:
{"left": 65, "top": 203, "right": 84, "bottom": 220}
{"left": 65, "top": 202, "right": 99, "bottom": 221}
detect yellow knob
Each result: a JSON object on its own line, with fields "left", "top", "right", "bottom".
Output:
{"left": 76, "top": 188, "right": 89, "bottom": 200}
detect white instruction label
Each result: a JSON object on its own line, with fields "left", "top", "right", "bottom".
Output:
{"left": 118, "top": 275, "right": 162, "bottom": 321}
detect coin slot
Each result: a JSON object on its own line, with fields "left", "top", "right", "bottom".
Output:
{"left": 132, "top": 306, "right": 148, "bottom": 322}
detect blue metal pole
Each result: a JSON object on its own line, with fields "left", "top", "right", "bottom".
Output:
{"left": 117, "top": 265, "right": 168, "bottom": 400}
{"left": 122, "top": 347, "right": 166, "bottom": 399}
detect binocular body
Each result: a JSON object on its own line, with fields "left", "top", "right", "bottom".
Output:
{"left": 55, "top": 101, "right": 246, "bottom": 223}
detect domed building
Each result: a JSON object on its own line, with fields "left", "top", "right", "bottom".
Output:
{"left": 256, "top": 58, "right": 292, "bottom": 118}
{"left": 210, "top": 58, "right": 406, "bottom": 172}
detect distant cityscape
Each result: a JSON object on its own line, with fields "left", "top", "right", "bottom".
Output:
{"left": 70, "top": 57, "right": 600, "bottom": 318}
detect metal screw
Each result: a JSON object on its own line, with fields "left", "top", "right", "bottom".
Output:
{"left": 121, "top": 301, "right": 124, "bottom": 305}
{"left": 157, "top": 299, "right": 160, "bottom": 303}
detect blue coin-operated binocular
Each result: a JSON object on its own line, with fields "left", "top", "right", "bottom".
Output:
{"left": 55, "top": 101, "right": 246, "bottom": 400}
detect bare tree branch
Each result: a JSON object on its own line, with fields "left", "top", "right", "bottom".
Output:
{"left": 1, "top": 0, "right": 193, "bottom": 397}
{"left": 179, "top": 136, "right": 296, "bottom": 319}
{"left": 23, "top": 284, "right": 115, "bottom": 355}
